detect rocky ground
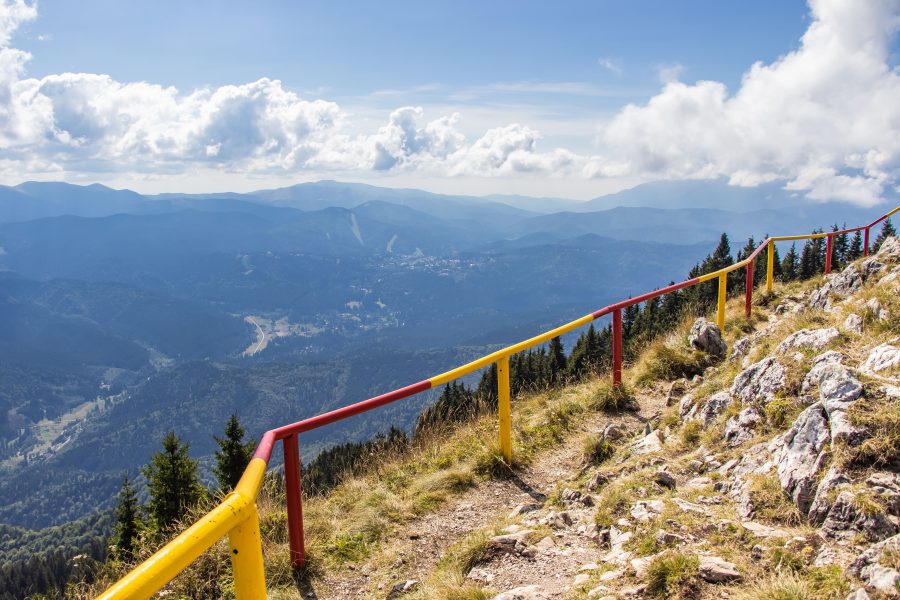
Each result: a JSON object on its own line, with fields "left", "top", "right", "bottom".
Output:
{"left": 311, "top": 237, "right": 900, "bottom": 600}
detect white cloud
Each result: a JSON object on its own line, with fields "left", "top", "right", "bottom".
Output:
{"left": 589, "top": 0, "right": 900, "bottom": 206}
{"left": 598, "top": 58, "right": 623, "bottom": 75}
{"left": 0, "top": 0, "right": 897, "bottom": 205}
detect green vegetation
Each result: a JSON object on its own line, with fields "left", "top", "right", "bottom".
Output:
{"left": 213, "top": 414, "right": 256, "bottom": 491}
{"left": 645, "top": 551, "right": 700, "bottom": 598}
{"left": 142, "top": 432, "right": 205, "bottom": 530}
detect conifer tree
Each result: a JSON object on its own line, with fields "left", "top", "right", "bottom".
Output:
{"left": 548, "top": 337, "right": 566, "bottom": 385}
{"left": 875, "top": 218, "right": 897, "bottom": 251}
{"left": 781, "top": 243, "right": 799, "bottom": 281}
{"left": 142, "top": 432, "right": 204, "bottom": 530}
{"left": 848, "top": 230, "right": 863, "bottom": 261}
{"left": 213, "top": 415, "right": 256, "bottom": 491}
{"left": 832, "top": 224, "right": 849, "bottom": 269}
{"left": 114, "top": 475, "right": 141, "bottom": 560}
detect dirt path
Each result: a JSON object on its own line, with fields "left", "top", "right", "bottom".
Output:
{"left": 304, "top": 386, "right": 668, "bottom": 599}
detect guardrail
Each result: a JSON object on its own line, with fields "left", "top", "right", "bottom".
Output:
{"left": 98, "top": 205, "right": 899, "bottom": 599}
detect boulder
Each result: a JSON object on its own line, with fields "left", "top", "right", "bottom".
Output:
{"left": 861, "top": 344, "right": 900, "bottom": 375}
{"left": 801, "top": 351, "right": 845, "bottom": 395}
{"left": 731, "top": 357, "right": 787, "bottom": 402}
{"left": 821, "top": 490, "right": 898, "bottom": 542}
{"left": 860, "top": 257, "right": 887, "bottom": 281}
{"left": 777, "top": 327, "right": 840, "bottom": 354}
{"left": 724, "top": 406, "right": 762, "bottom": 447}
{"left": 630, "top": 500, "right": 665, "bottom": 522}
{"left": 818, "top": 364, "right": 864, "bottom": 446}
{"left": 689, "top": 318, "right": 727, "bottom": 359}
{"left": 808, "top": 282, "right": 834, "bottom": 311}
{"left": 876, "top": 236, "right": 900, "bottom": 261}
{"left": 730, "top": 337, "right": 751, "bottom": 362}
{"left": 666, "top": 379, "right": 687, "bottom": 407}
{"left": 631, "top": 430, "right": 663, "bottom": 455}
{"left": 655, "top": 469, "right": 677, "bottom": 489}
{"left": 868, "top": 472, "right": 900, "bottom": 515}
{"left": 831, "top": 264, "right": 864, "bottom": 296}
{"left": 696, "top": 391, "right": 732, "bottom": 427}
{"left": 865, "top": 297, "right": 890, "bottom": 321}
{"left": 844, "top": 313, "right": 864, "bottom": 334}
{"left": 769, "top": 402, "right": 831, "bottom": 515}
{"left": 698, "top": 556, "right": 742, "bottom": 583}
{"left": 846, "top": 589, "right": 871, "bottom": 600}
{"left": 808, "top": 465, "right": 851, "bottom": 525}
{"left": 679, "top": 394, "right": 696, "bottom": 420}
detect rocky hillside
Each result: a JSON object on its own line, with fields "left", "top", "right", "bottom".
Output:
{"left": 82, "top": 237, "right": 900, "bottom": 600}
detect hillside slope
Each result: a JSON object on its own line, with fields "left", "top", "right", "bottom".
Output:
{"left": 84, "top": 237, "right": 900, "bottom": 600}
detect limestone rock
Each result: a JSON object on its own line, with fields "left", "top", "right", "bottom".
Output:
{"left": 821, "top": 490, "right": 898, "bottom": 542}
{"left": 830, "top": 264, "right": 863, "bottom": 296}
{"left": 630, "top": 500, "right": 664, "bottom": 522}
{"left": 666, "top": 379, "right": 687, "bottom": 407}
{"left": 631, "top": 430, "right": 663, "bottom": 455}
{"left": 809, "top": 465, "right": 851, "bottom": 525}
{"left": 698, "top": 555, "right": 742, "bottom": 583}
{"left": 777, "top": 327, "right": 840, "bottom": 354}
{"left": 865, "top": 298, "right": 890, "bottom": 322}
{"left": 769, "top": 402, "right": 831, "bottom": 515}
{"left": 801, "top": 351, "right": 845, "bottom": 394}
{"left": 724, "top": 406, "right": 762, "bottom": 447}
{"left": 732, "top": 357, "right": 787, "bottom": 402}
{"left": 601, "top": 422, "right": 628, "bottom": 442}
{"left": 846, "top": 588, "right": 871, "bottom": 600}
{"left": 863, "top": 565, "right": 900, "bottom": 596}
{"left": 818, "top": 364, "right": 865, "bottom": 446}
{"left": 844, "top": 313, "right": 864, "bottom": 334}
{"left": 654, "top": 469, "right": 677, "bottom": 490}
{"left": 860, "top": 257, "right": 887, "bottom": 281}
{"left": 689, "top": 318, "right": 727, "bottom": 359}
{"left": 494, "top": 586, "right": 549, "bottom": 600}
{"left": 861, "top": 344, "right": 900, "bottom": 376}
{"left": 679, "top": 394, "right": 695, "bottom": 420}
{"left": 386, "top": 580, "right": 419, "bottom": 599}
{"left": 696, "top": 391, "right": 732, "bottom": 427}
{"left": 730, "top": 336, "right": 750, "bottom": 361}
{"left": 876, "top": 236, "right": 900, "bottom": 261}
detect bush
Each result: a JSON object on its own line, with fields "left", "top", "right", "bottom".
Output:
{"left": 590, "top": 382, "right": 636, "bottom": 412}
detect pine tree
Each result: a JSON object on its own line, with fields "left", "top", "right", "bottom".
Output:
{"left": 781, "top": 243, "right": 799, "bottom": 281}
{"left": 548, "top": 337, "right": 566, "bottom": 385}
{"left": 213, "top": 415, "right": 256, "bottom": 491}
{"left": 832, "top": 224, "right": 849, "bottom": 269}
{"left": 874, "top": 218, "right": 897, "bottom": 251}
{"left": 710, "top": 233, "right": 733, "bottom": 271}
{"left": 848, "top": 230, "right": 863, "bottom": 261}
{"left": 142, "top": 432, "right": 204, "bottom": 530}
{"left": 114, "top": 475, "right": 141, "bottom": 560}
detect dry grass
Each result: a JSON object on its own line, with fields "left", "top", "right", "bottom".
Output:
{"left": 745, "top": 474, "right": 802, "bottom": 526}
{"left": 632, "top": 334, "right": 711, "bottom": 386}
{"left": 644, "top": 550, "right": 700, "bottom": 598}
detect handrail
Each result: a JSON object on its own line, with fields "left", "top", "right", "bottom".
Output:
{"left": 98, "top": 204, "right": 899, "bottom": 599}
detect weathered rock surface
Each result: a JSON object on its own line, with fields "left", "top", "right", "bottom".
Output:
{"left": 698, "top": 556, "right": 742, "bottom": 583}
{"left": 818, "top": 364, "right": 865, "bottom": 446}
{"left": 831, "top": 264, "right": 864, "bottom": 296}
{"left": 493, "top": 585, "right": 549, "bottom": 600}
{"left": 730, "top": 337, "right": 750, "bottom": 362}
{"left": 769, "top": 402, "right": 830, "bottom": 515}
{"left": 801, "top": 351, "right": 845, "bottom": 394}
{"left": 777, "top": 327, "right": 840, "bottom": 354}
{"left": 861, "top": 344, "right": 900, "bottom": 376}
{"left": 844, "top": 313, "right": 864, "bottom": 334}
{"left": 723, "top": 406, "right": 762, "bottom": 447}
{"left": 695, "top": 391, "right": 732, "bottom": 428}
{"left": 731, "top": 357, "right": 786, "bottom": 402}
{"left": 689, "top": 318, "right": 727, "bottom": 359}
{"left": 631, "top": 430, "right": 663, "bottom": 455}
{"left": 877, "top": 236, "right": 900, "bottom": 261}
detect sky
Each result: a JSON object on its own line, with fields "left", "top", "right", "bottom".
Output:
{"left": 0, "top": 0, "right": 898, "bottom": 203}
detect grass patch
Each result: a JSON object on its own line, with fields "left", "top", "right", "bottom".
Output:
{"left": 589, "top": 381, "right": 636, "bottom": 412}
{"left": 645, "top": 550, "right": 700, "bottom": 598}
{"left": 582, "top": 435, "right": 616, "bottom": 466}
{"left": 765, "top": 396, "right": 803, "bottom": 431}
{"left": 745, "top": 474, "right": 802, "bottom": 526}
{"left": 633, "top": 339, "right": 711, "bottom": 385}
{"left": 840, "top": 387, "right": 900, "bottom": 470}
{"left": 680, "top": 420, "right": 702, "bottom": 447}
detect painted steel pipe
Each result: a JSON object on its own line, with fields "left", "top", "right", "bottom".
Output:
{"left": 284, "top": 434, "right": 305, "bottom": 569}
{"left": 745, "top": 260, "right": 754, "bottom": 318}
{"left": 825, "top": 234, "right": 834, "bottom": 274}
{"left": 497, "top": 356, "right": 512, "bottom": 463}
{"left": 612, "top": 308, "right": 623, "bottom": 387}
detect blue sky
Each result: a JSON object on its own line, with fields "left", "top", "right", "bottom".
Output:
{"left": 0, "top": 0, "right": 898, "bottom": 203}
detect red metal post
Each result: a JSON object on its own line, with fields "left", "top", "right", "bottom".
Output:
{"left": 283, "top": 434, "right": 305, "bottom": 569}
{"left": 612, "top": 308, "right": 623, "bottom": 387}
{"left": 745, "top": 260, "right": 754, "bottom": 317}
{"left": 864, "top": 227, "right": 870, "bottom": 257}
{"left": 825, "top": 234, "right": 834, "bottom": 274}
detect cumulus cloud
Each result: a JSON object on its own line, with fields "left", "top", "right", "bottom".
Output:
{"left": 589, "top": 0, "right": 900, "bottom": 206}
{"left": 0, "top": 0, "right": 897, "bottom": 205}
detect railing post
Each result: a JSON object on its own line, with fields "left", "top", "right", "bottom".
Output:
{"left": 717, "top": 273, "right": 727, "bottom": 330}
{"left": 612, "top": 308, "right": 623, "bottom": 387}
{"left": 766, "top": 239, "right": 774, "bottom": 293}
{"left": 284, "top": 433, "right": 305, "bottom": 569}
{"left": 497, "top": 355, "right": 512, "bottom": 463}
{"left": 745, "top": 260, "right": 753, "bottom": 318}
{"left": 228, "top": 505, "right": 267, "bottom": 600}
{"left": 825, "top": 234, "right": 834, "bottom": 274}
{"left": 864, "top": 227, "right": 870, "bottom": 256}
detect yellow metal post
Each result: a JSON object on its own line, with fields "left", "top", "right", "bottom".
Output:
{"left": 717, "top": 273, "right": 727, "bottom": 330}
{"left": 766, "top": 239, "right": 774, "bottom": 293}
{"left": 228, "top": 504, "right": 267, "bottom": 600}
{"left": 497, "top": 355, "right": 512, "bottom": 464}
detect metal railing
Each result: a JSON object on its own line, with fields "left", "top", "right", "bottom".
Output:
{"left": 97, "top": 205, "right": 899, "bottom": 599}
